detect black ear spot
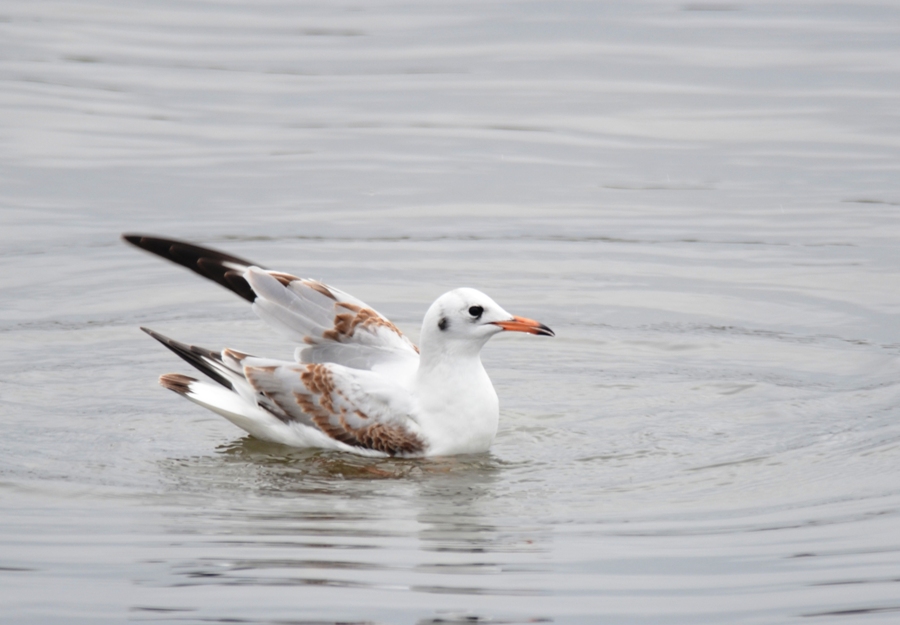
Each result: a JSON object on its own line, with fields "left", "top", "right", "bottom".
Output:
{"left": 468, "top": 305, "right": 484, "bottom": 319}
{"left": 438, "top": 317, "right": 449, "bottom": 331}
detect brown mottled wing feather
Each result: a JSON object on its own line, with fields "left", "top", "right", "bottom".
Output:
{"left": 245, "top": 268, "right": 420, "bottom": 370}
{"left": 243, "top": 361, "right": 425, "bottom": 456}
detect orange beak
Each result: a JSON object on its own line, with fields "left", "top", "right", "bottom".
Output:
{"left": 491, "top": 315, "right": 555, "bottom": 337}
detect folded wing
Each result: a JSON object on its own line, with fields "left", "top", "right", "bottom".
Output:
{"left": 144, "top": 328, "right": 425, "bottom": 457}
{"left": 243, "top": 359, "right": 425, "bottom": 456}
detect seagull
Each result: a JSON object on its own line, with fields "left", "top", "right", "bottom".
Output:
{"left": 123, "top": 235, "right": 554, "bottom": 458}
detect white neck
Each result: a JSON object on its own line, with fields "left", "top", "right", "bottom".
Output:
{"left": 413, "top": 332, "right": 500, "bottom": 455}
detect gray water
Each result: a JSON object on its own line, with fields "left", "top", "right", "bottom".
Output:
{"left": 2, "top": 1, "right": 900, "bottom": 623}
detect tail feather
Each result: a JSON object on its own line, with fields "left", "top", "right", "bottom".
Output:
{"left": 159, "top": 373, "right": 196, "bottom": 394}
{"left": 144, "top": 327, "right": 298, "bottom": 425}
{"left": 157, "top": 374, "right": 290, "bottom": 443}
{"left": 122, "top": 234, "right": 260, "bottom": 302}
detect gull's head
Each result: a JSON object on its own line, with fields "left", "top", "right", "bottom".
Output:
{"left": 420, "top": 288, "right": 553, "bottom": 358}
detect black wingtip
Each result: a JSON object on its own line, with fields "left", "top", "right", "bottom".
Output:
{"left": 122, "top": 233, "right": 259, "bottom": 303}
{"left": 140, "top": 327, "right": 234, "bottom": 391}
{"left": 141, "top": 326, "right": 174, "bottom": 345}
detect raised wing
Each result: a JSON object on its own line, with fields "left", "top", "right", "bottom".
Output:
{"left": 123, "top": 234, "right": 419, "bottom": 372}
{"left": 243, "top": 359, "right": 426, "bottom": 457}
{"left": 244, "top": 268, "right": 419, "bottom": 373}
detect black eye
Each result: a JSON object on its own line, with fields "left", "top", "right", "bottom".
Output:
{"left": 468, "top": 305, "right": 484, "bottom": 319}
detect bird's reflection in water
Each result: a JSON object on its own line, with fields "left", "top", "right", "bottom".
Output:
{"left": 152, "top": 436, "right": 552, "bottom": 623}
{"left": 216, "top": 435, "right": 503, "bottom": 482}
{"left": 416, "top": 616, "right": 552, "bottom": 625}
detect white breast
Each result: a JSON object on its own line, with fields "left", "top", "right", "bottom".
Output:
{"left": 413, "top": 357, "right": 500, "bottom": 456}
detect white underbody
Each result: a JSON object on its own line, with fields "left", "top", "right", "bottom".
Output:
{"left": 182, "top": 351, "right": 500, "bottom": 458}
